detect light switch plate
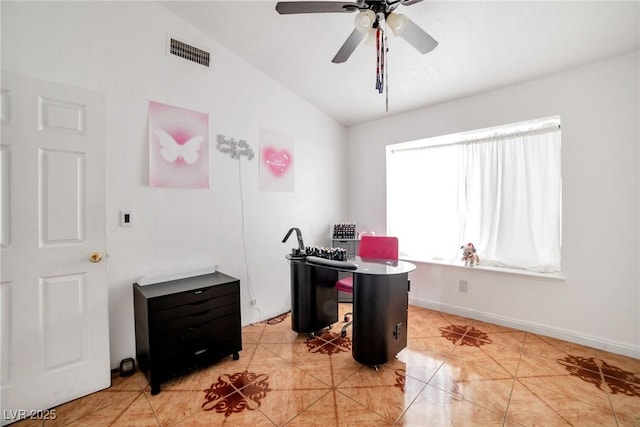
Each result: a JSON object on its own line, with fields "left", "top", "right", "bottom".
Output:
{"left": 120, "top": 210, "right": 132, "bottom": 227}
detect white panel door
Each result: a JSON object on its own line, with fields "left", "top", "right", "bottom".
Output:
{"left": 0, "top": 71, "right": 109, "bottom": 425}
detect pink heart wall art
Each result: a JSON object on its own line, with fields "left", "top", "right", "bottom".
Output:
{"left": 264, "top": 147, "right": 291, "bottom": 177}
{"left": 259, "top": 128, "right": 294, "bottom": 192}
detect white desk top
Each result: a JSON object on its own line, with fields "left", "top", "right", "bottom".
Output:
{"left": 288, "top": 254, "right": 415, "bottom": 275}
{"left": 352, "top": 256, "right": 416, "bottom": 275}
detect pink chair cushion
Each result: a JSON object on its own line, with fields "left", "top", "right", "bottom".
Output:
{"left": 336, "top": 276, "right": 353, "bottom": 293}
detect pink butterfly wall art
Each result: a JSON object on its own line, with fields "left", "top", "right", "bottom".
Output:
{"left": 259, "top": 128, "right": 294, "bottom": 192}
{"left": 148, "top": 101, "right": 209, "bottom": 188}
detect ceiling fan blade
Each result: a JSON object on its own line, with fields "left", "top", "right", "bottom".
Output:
{"left": 331, "top": 28, "right": 366, "bottom": 63}
{"left": 275, "top": 1, "right": 359, "bottom": 14}
{"left": 399, "top": 18, "right": 438, "bottom": 54}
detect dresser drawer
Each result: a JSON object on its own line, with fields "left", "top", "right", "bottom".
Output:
{"left": 152, "top": 328, "right": 242, "bottom": 383}
{"left": 150, "top": 292, "right": 238, "bottom": 325}
{"left": 182, "top": 314, "right": 241, "bottom": 343}
{"left": 150, "top": 314, "right": 241, "bottom": 367}
{"left": 150, "top": 301, "right": 239, "bottom": 337}
{"left": 149, "top": 282, "right": 238, "bottom": 312}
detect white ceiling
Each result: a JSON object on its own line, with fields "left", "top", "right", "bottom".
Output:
{"left": 160, "top": 1, "right": 640, "bottom": 126}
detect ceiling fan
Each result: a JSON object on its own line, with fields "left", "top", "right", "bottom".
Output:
{"left": 275, "top": 0, "right": 438, "bottom": 64}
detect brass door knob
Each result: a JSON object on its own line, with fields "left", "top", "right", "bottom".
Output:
{"left": 89, "top": 252, "right": 103, "bottom": 263}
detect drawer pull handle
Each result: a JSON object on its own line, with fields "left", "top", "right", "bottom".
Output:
{"left": 193, "top": 290, "right": 204, "bottom": 295}
{"left": 191, "top": 310, "right": 209, "bottom": 317}
{"left": 189, "top": 320, "right": 211, "bottom": 329}
{"left": 194, "top": 349, "right": 208, "bottom": 356}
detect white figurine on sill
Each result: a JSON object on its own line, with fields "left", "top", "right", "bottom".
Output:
{"left": 460, "top": 242, "right": 480, "bottom": 267}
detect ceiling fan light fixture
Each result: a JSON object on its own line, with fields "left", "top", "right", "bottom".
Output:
{"left": 387, "top": 12, "right": 409, "bottom": 36}
{"left": 364, "top": 28, "right": 378, "bottom": 47}
{"left": 354, "top": 10, "right": 376, "bottom": 33}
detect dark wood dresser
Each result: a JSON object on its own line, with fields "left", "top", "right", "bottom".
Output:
{"left": 133, "top": 272, "right": 242, "bottom": 394}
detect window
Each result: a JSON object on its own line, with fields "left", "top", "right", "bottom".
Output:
{"left": 386, "top": 117, "right": 562, "bottom": 273}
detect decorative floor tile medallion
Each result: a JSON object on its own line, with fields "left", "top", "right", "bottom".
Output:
{"left": 558, "top": 355, "right": 640, "bottom": 397}
{"left": 395, "top": 368, "right": 406, "bottom": 393}
{"left": 202, "top": 371, "right": 272, "bottom": 417}
{"left": 305, "top": 331, "right": 351, "bottom": 355}
{"left": 439, "top": 325, "right": 493, "bottom": 347}
{"left": 37, "top": 304, "right": 640, "bottom": 425}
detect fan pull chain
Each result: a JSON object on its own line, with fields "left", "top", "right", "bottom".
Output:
{"left": 375, "top": 26, "right": 384, "bottom": 94}
{"left": 384, "top": 23, "right": 389, "bottom": 112}
{"left": 375, "top": 24, "right": 390, "bottom": 112}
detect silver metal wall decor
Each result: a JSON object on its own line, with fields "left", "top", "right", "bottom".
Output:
{"left": 216, "top": 134, "right": 254, "bottom": 160}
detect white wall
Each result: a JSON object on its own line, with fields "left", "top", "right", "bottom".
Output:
{"left": 2, "top": 2, "right": 347, "bottom": 367}
{"left": 347, "top": 51, "right": 640, "bottom": 358}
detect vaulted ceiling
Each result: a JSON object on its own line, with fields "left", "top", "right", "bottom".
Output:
{"left": 161, "top": 1, "right": 640, "bottom": 126}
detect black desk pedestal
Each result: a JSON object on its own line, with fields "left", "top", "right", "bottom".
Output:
{"left": 352, "top": 272, "right": 409, "bottom": 366}
{"left": 289, "top": 258, "right": 339, "bottom": 334}
{"left": 286, "top": 255, "right": 414, "bottom": 366}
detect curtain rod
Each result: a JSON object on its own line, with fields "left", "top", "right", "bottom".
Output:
{"left": 390, "top": 121, "right": 561, "bottom": 154}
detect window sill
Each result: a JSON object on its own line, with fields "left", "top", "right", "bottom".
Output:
{"left": 401, "top": 257, "right": 566, "bottom": 281}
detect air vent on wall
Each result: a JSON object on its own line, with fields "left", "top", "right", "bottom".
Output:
{"left": 169, "top": 38, "right": 210, "bottom": 67}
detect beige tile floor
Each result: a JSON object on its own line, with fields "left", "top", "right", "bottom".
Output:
{"left": 11, "top": 304, "right": 640, "bottom": 426}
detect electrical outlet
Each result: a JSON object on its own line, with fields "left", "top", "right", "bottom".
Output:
{"left": 250, "top": 299, "right": 257, "bottom": 306}
{"left": 459, "top": 280, "right": 468, "bottom": 292}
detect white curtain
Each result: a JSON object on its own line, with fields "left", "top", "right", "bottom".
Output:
{"left": 387, "top": 122, "right": 562, "bottom": 273}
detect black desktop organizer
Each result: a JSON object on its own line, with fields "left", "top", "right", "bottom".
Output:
{"left": 332, "top": 223, "right": 357, "bottom": 239}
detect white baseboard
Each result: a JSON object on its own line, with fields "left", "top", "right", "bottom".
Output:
{"left": 409, "top": 296, "right": 640, "bottom": 360}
